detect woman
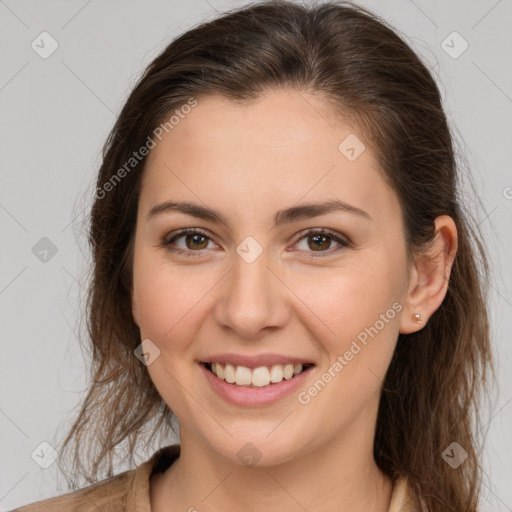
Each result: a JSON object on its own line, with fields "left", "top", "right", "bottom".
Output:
{"left": 13, "top": 1, "right": 492, "bottom": 511}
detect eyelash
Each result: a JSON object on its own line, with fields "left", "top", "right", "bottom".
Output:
{"left": 160, "top": 227, "right": 350, "bottom": 259}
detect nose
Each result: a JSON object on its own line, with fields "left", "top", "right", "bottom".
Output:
{"left": 213, "top": 250, "right": 290, "bottom": 340}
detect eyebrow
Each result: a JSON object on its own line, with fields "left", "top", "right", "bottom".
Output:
{"left": 147, "top": 199, "right": 371, "bottom": 226}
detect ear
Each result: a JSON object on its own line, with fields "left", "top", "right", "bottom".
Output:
{"left": 131, "top": 285, "right": 140, "bottom": 327}
{"left": 399, "top": 215, "right": 458, "bottom": 334}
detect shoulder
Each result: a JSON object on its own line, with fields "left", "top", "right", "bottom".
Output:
{"left": 9, "top": 469, "right": 136, "bottom": 512}
{"left": 9, "top": 444, "right": 180, "bottom": 512}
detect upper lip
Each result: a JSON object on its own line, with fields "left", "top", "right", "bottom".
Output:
{"left": 200, "top": 353, "right": 315, "bottom": 368}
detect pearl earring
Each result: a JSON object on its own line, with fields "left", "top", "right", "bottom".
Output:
{"left": 412, "top": 313, "right": 422, "bottom": 323}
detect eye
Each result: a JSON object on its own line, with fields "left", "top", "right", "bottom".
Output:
{"left": 161, "top": 227, "right": 350, "bottom": 258}
{"left": 292, "top": 228, "right": 350, "bottom": 258}
{"left": 161, "top": 228, "right": 219, "bottom": 257}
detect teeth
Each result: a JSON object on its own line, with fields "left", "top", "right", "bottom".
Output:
{"left": 209, "top": 362, "right": 306, "bottom": 387}
{"left": 235, "top": 366, "right": 252, "bottom": 385}
{"left": 269, "top": 365, "right": 283, "bottom": 383}
{"left": 252, "top": 367, "right": 270, "bottom": 387}
{"left": 283, "top": 364, "right": 294, "bottom": 380}
{"left": 224, "top": 363, "right": 236, "bottom": 383}
{"left": 215, "top": 363, "right": 225, "bottom": 380}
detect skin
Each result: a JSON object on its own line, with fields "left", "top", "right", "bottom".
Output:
{"left": 130, "top": 89, "right": 458, "bottom": 512}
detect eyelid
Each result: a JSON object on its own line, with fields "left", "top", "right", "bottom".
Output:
{"left": 288, "top": 228, "right": 350, "bottom": 258}
{"left": 161, "top": 227, "right": 350, "bottom": 257}
{"left": 292, "top": 227, "right": 351, "bottom": 246}
{"left": 161, "top": 227, "right": 220, "bottom": 255}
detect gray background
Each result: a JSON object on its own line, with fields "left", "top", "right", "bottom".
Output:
{"left": 1, "top": 0, "right": 511, "bottom": 510}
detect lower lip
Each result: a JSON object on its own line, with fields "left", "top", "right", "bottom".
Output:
{"left": 199, "top": 363, "right": 314, "bottom": 407}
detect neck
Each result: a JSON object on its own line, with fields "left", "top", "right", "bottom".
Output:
{"left": 153, "top": 426, "right": 393, "bottom": 512}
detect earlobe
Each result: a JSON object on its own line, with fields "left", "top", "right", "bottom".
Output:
{"left": 399, "top": 215, "right": 458, "bottom": 334}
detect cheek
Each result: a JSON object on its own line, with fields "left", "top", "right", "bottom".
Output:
{"left": 132, "top": 253, "right": 210, "bottom": 419}
{"left": 292, "top": 268, "right": 401, "bottom": 420}
{"left": 132, "top": 250, "right": 217, "bottom": 346}
{"left": 292, "top": 259, "right": 404, "bottom": 413}
{"left": 292, "top": 258, "right": 403, "bottom": 346}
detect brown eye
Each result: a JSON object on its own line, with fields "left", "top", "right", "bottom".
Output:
{"left": 293, "top": 229, "right": 349, "bottom": 257}
{"left": 184, "top": 233, "right": 208, "bottom": 250}
{"left": 307, "top": 233, "right": 333, "bottom": 251}
{"left": 162, "top": 228, "right": 218, "bottom": 256}
{"left": 161, "top": 227, "right": 349, "bottom": 258}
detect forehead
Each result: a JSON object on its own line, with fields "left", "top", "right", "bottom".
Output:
{"left": 148, "top": 90, "right": 362, "bottom": 160}
{"left": 140, "top": 90, "right": 400, "bottom": 228}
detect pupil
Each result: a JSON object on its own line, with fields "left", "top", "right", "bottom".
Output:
{"left": 311, "top": 235, "right": 329, "bottom": 251}
{"left": 188, "top": 234, "right": 206, "bottom": 249}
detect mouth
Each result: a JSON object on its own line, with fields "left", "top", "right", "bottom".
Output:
{"left": 200, "top": 361, "right": 315, "bottom": 388}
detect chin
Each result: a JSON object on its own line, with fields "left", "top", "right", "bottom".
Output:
{"left": 205, "top": 430, "right": 308, "bottom": 469}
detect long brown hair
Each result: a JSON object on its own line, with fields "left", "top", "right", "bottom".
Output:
{"left": 58, "top": 2, "right": 493, "bottom": 510}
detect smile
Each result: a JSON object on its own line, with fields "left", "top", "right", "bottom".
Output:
{"left": 203, "top": 362, "right": 314, "bottom": 387}
{"left": 198, "top": 361, "right": 316, "bottom": 407}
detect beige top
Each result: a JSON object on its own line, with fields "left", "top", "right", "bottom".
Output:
{"left": 12, "top": 444, "right": 422, "bottom": 511}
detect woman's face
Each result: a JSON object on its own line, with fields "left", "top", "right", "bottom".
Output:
{"left": 131, "top": 89, "right": 414, "bottom": 466}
